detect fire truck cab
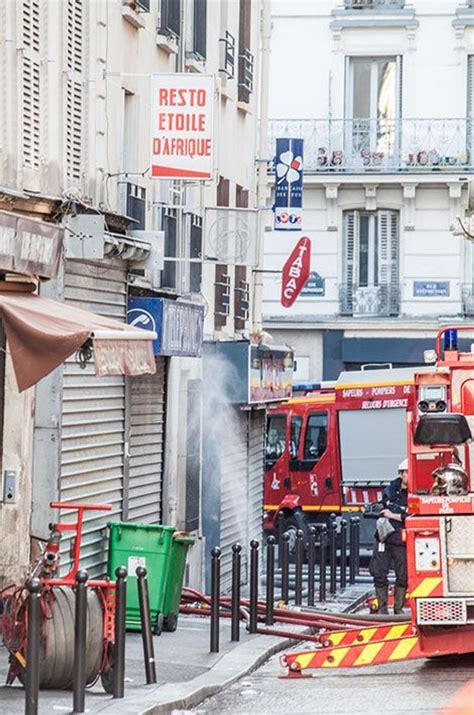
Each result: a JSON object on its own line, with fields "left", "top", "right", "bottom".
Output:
{"left": 264, "top": 366, "right": 429, "bottom": 549}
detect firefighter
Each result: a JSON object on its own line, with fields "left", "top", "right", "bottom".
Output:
{"left": 369, "top": 459, "right": 408, "bottom": 615}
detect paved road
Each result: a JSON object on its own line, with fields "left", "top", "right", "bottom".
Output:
{"left": 195, "top": 647, "right": 474, "bottom": 714}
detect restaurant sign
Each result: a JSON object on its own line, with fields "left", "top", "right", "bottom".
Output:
{"left": 0, "top": 211, "right": 63, "bottom": 279}
{"left": 127, "top": 297, "right": 204, "bottom": 357}
{"left": 249, "top": 345, "right": 294, "bottom": 404}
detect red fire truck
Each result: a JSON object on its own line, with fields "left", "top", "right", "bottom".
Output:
{"left": 264, "top": 365, "right": 434, "bottom": 549}
{"left": 282, "top": 326, "right": 474, "bottom": 675}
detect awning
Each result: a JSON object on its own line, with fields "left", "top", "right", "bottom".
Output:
{"left": 0, "top": 291, "right": 157, "bottom": 391}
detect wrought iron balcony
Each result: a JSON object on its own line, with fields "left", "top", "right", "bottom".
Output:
{"left": 340, "top": 283, "right": 400, "bottom": 317}
{"left": 462, "top": 284, "right": 474, "bottom": 316}
{"left": 269, "top": 119, "right": 472, "bottom": 174}
{"left": 344, "top": 0, "right": 405, "bottom": 8}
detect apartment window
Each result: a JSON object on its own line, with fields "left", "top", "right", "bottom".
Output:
{"left": 160, "top": 0, "right": 180, "bottom": 36}
{"left": 342, "top": 209, "right": 399, "bottom": 316}
{"left": 189, "top": 215, "right": 202, "bottom": 293}
{"left": 346, "top": 56, "right": 401, "bottom": 158}
{"left": 234, "top": 184, "right": 249, "bottom": 331}
{"left": 162, "top": 211, "right": 177, "bottom": 289}
{"left": 238, "top": 0, "right": 253, "bottom": 102}
{"left": 192, "top": 0, "right": 207, "bottom": 59}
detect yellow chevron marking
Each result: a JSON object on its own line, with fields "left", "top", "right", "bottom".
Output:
{"left": 386, "top": 625, "right": 410, "bottom": 640}
{"left": 295, "top": 652, "right": 315, "bottom": 670}
{"left": 357, "top": 628, "right": 378, "bottom": 643}
{"left": 322, "top": 647, "right": 350, "bottom": 667}
{"left": 328, "top": 631, "right": 347, "bottom": 646}
{"left": 388, "top": 637, "right": 419, "bottom": 661}
{"left": 410, "top": 577, "right": 442, "bottom": 598}
{"left": 354, "top": 641, "right": 385, "bottom": 666}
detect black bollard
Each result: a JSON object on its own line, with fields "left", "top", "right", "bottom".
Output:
{"left": 349, "top": 518, "right": 358, "bottom": 585}
{"left": 340, "top": 519, "right": 347, "bottom": 591}
{"left": 319, "top": 524, "right": 327, "bottom": 603}
{"left": 231, "top": 543, "right": 241, "bottom": 642}
{"left": 73, "top": 570, "right": 88, "bottom": 714}
{"left": 307, "top": 526, "right": 316, "bottom": 607}
{"left": 136, "top": 567, "right": 157, "bottom": 684}
{"left": 354, "top": 516, "right": 361, "bottom": 576}
{"left": 25, "top": 578, "right": 41, "bottom": 715}
{"left": 265, "top": 536, "right": 276, "bottom": 626}
{"left": 210, "top": 547, "right": 221, "bottom": 653}
{"left": 249, "top": 540, "right": 259, "bottom": 634}
{"left": 113, "top": 566, "right": 127, "bottom": 699}
{"left": 280, "top": 533, "right": 290, "bottom": 605}
{"left": 329, "top": 519, "right": 337, "bottom": 595}
{"left": 277, "top": 511, "right": 285, "bottom": 567}
{"left": 294, "top": 529, "right": 304, "bottom": 607}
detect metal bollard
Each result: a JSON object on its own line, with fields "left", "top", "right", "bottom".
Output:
{"left": 280, "top": 533, "right": 290, "bottom": 605}
{"left": 340, "top": 519, "right": 347, "bottom": 591}
{"left": 210, "top": 547, "right": 221, "bottom": 653}
{"left": 329, "top": 519, "right": 337, "bottom": 595}
{"left": 294, "top": 529, "right": 304, "bottom": 607}
{"left": 319, "top": 524, "right": 327, "bottom": 603}
{"left": 354, "top": 516, "right": 361, "bottom": 576}
{"left": 349, "top": 518, "right": 358, "bottom": 585}
{"left": 136, "top": 567, "right": 157, "bottom": 684}
{"left": 277, "top": 511, "right": 285, "bottom": 567}
{"left": 249, "top": 540, "right": 259, "bottom": 634}
{"left": 307, "top": 526, "right": 316, "bottom": 607}
{"left": 231, "top": 543, "right": 241, "bottom": 642}
{"left": 113, "top": 566, "right": 127, "bottom": 699}
{"left": 73, "top": 570, "right": 88, "bottom": 714}
{"left": 25, "top": 578, "right": 41, "bottom": 715}
{"left": 265, "top": 536, "right": 276, "bottom": 626}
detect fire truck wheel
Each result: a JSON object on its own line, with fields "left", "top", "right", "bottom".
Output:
{"left": 18, "top": 586, "right": 103, "bottom": 689}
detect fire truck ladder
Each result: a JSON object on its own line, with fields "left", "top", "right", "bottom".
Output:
{"left": 281, "top": 622, "right": 422, "bottom": 677}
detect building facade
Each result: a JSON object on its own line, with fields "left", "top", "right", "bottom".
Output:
{"left": 263, "top": 0, "right": 474, "bottom": 381}
{"left": 0, "top": 0, "right": 271, "bottom": 590}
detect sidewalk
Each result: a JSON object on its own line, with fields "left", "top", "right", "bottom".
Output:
{"left": 0, "top": 584, "right": 368, "bottom": 715}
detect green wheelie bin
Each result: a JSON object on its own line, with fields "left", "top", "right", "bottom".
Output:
{"left": 107, "top": 521, "right": 175, "bottom": 634}
{"left": 161, "top": 532, "right": 195, "bottom": 632}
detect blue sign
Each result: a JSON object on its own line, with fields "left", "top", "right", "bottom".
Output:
{"left": 413, "top": 281, "right": 450, "bottom": 297}
{"left": 127, "top": 297, "right": 204, "bottom": 357}
{"left": 274, "top": 138, "right": 304, "bottom": 231}
{"left": 300, "top": 271, "right": 325, "bottom": 297}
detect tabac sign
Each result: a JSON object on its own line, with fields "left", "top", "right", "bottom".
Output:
{"left": 150, "top": 74, "right": 215, "bottom": 180}
{"left": 0, "top": 211, "right": 63, "bottom": 279}
{"left": 280, "top": 236, "right": 311, "bottom": 308}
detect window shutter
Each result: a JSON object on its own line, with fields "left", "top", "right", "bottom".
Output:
{"left": 238, "top": 0, "right": 252, "bottom": 102}
{"left": 468, "top": 57, "right": 474, "bottom": 162}
{"left": 65, "top": 0, "right": 84, "bottom": 183}
{"left": 22, "top": 0, "right": 41, "bottom": 178}
{"left": 343, "top": 210, "right": 359, "bottom": 314}
{"left": 377, "top": 210, "right": 399, "bottom": 315}
{"left": 190, "top": 215, "right": 202, "bottom": 294}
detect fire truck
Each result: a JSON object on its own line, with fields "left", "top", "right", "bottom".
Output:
{"left": 264, "top": 365, "right": 435, "bottom": 550}
{"left": 282, "top": 326, "right": 474, "bottom": 674}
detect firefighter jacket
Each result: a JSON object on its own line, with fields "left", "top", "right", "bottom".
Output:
{"left": 377, "top": 477, "right": 408, "bottom": 546}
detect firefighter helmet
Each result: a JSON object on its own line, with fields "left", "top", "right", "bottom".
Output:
{"left": 398, "top": 458, "right": 408, "bottom": 472}
{"left": 431, "top": 463, "right": 469, "bottom": 496}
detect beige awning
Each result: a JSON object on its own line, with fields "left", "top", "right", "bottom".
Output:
{"left": 0, "top": 290, "right": 157, "bottom": 391}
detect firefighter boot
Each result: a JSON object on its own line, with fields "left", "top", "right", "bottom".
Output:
{"left": 375, "top": 586, "right": 389, "bottom": 614}
{"left": 394, "top": 585, "right": 407, "bottom": 614}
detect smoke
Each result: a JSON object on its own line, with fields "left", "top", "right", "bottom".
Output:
{"left": 202, "top": 352, "right": 249, "bottom": 589}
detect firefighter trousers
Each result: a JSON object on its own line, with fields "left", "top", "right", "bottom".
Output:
{"left": 369, "top": 541, "right": 407, "bottom": 588}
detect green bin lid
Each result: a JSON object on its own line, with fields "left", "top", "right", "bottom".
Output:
{"left": 107, "top": 521, "right": 176, "bottom": 532}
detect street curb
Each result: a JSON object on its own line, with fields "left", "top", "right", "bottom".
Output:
{"left": 140, "top": 630, "right": 307, "bottom": 715}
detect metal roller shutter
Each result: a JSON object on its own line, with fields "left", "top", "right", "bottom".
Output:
{"left": 219, "top": 408, "right": 249, "bottom": 591}
{"left": 60, "top": 259, "right": 127, "bottom": 578}
{"left": 247, "top": 410, "right": 264, "bottom": 545}
{"left": 126, "top": 358, "right": 166, "bottom": 524}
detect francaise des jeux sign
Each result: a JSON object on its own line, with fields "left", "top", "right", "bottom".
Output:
{"left": 0, "top": 210, "right": 63, "bottom": 279}
{"left": 150, "top": 74, "right": 215, "bottom": 180}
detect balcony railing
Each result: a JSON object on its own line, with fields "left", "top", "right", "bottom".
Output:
{"left": 269, "top": 119, "right": 473, "bottom": 173}
{"left": 340, "top": 283, "right": 400, "bottom": 317}
{"left": 345, "top": 0, "right": 405, "bottom": 8}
